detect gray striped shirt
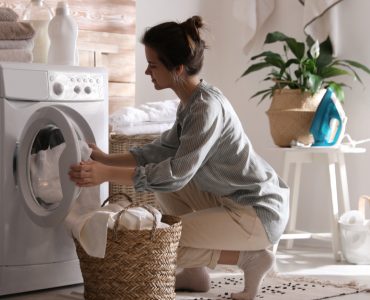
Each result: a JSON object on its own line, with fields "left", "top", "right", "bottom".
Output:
{"left": 131, "top": 80, "right": 289, "bottom": 243}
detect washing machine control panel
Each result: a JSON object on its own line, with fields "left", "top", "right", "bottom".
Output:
{"left": 48, "top": 71, "right": 105, "bottom": 101}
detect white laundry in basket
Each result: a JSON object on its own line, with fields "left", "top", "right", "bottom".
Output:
{"left": 339, "top": 195, "right": 370, "bottom": 264}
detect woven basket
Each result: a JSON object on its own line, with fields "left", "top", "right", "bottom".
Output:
{"left": 109, "top": 133, "right": 159, "bottom": 207}
{"left": 266, "top": 110, "right": 316, "bottom": 147}
{"left": 74, "top": 193, "right": 182, "bottom": 300}
{"left": 266, "top": 89, "right": 324, "bottom": 147}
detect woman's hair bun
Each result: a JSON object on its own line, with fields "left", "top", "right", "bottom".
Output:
{"left": 189, "top": 15, "right": 204, "bottom": 29}
{"left": 181, "top": 15, "right": 204, "bottom": 42}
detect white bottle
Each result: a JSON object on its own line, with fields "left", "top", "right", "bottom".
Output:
{"left": 48, "top": 1, "right": 78, "bottom": 66}
{"left": 22, "top": 0, "right": 53, "bottom": 63}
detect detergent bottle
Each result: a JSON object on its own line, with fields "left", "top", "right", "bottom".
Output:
{"left": 22, "top": 0, "right": 54, "bottom": 63}
{"left": 48, "top": 1, "right": 79, "bottom": 66}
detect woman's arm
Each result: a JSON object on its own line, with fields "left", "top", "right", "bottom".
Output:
{"left": 69, "top": 160, "right": 135, "bottom": 187}
{"left": 89, "top": 143, "right": 137, "bottom": 167}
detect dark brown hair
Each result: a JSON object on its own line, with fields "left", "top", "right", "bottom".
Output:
{"left": 141, "top": 16, "right": 207, "bottom": 76}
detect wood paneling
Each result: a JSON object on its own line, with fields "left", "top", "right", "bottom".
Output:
{"left": 101, "top": 51, "right": 135, "bottom": 83}
{"left": 0, "top": 0, "right": 135, "bottom": 34}
{"left": 78, "top": 30, "right": 135, "bottom": 51}
{"left": 0, "top": 0, "right": 136, "bottom": 114}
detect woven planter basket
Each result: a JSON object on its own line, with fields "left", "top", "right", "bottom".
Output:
{"left": 109, "top": 133, "right": 159, "bottom": 208}
{"left": 266, "top": 110, "right": 316, "bottom": 147}
{"left": 74, "top": 194, "right": 182, "bottom": 300}
{"left": 266, "top": 89, "right": 325, "bottom": 147}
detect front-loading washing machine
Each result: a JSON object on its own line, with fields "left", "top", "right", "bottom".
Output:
{"left": 0, "top": 62, "right": 109, "bottom": 295}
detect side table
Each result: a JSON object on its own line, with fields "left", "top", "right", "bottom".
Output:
{"left": 273, "top": 146, "right": 366, "bottom": 261}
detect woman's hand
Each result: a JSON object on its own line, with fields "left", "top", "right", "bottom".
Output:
{"left": 69, "top": 160, "right": 108, "bottom": 187}
{"left": 88, "top": 143, "right": 108, "bottom": 163}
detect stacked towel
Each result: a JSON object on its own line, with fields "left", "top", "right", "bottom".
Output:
{"left": 110, "top": 99, "right": 179, "bottom": 135}
{"left": 0, "top": 8, "right": 35, "bottom": 62}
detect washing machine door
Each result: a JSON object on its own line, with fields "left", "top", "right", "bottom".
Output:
{"left": 17, "top": 105, "right": 94, "bottom": 227}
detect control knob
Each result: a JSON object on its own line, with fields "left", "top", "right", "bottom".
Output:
{"left": 84, "top": 86, "right": 92, "bottom": 94}
{"left": 53, "top": 82, "right": 64, "bottom": 96}
{"left": 74, "top": 86, "right": 81, "bottom": 94}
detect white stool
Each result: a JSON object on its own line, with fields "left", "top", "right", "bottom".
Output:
{"left": 272, "top": 146, "right": 366, "bottom": 261}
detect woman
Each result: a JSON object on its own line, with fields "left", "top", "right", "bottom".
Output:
{"left": 69, "top": 16, "right": 289, "bottom": 300}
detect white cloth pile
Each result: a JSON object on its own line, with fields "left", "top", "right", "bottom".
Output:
{"left": 0, "top": 8, "right": 35, "bottom": 63}
{"left": 110, "top": 98, "right": 179, "bottom": 135}
{"left": 65, "top": 197, "right": 169, "bottom": 258}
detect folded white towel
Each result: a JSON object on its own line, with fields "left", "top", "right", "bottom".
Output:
{"left": 0, "top": 48, "right": 32, "bottom": 62}
{"left": 112, "top": 122, "right": 173, "bottom": 136}
{"left": 0, "top": 38, "right": 34, "bottom": 50}
{"left": 109, "top": 99, "right": 179, "bottom": 128}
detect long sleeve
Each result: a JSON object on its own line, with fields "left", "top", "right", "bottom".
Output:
{"left": 132, "top": 95, "right": 223, "bottom": 192}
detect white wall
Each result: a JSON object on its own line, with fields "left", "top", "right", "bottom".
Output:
{"left": 136, "top": 0, "right": 370, "bottom": 244}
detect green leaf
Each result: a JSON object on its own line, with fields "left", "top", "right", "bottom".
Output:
{"left": 305, "top": 35, "right": 315, "bottom": 48}
{"left": 307, "top": 74, "right": 322, "bottom": 93}
{"left": 264, "top": 31, "right": 290, "bottom": 43}
{"left": 257, "top": 91, "right": 274, "bottom": 105}
{"left": 286, "top": 39, "right": 305, "bottom": 60}
{"left": 316, "top": 36, "right": 334, "bottom": 69}
{"left": 334, "top": 61, "right": 363, "bottom": 84}
{"left": 342, "top": 59, "right": 370, "bottom": 74}
{"left": 328, "top": 82, "right": 345, "bottom": 102}
{"left": 240, "top": 62, "right": 271, "bottom": 77}
{"left": 251, "top": 51, "right": 281, "bottom": 61}
{"left": 285, "top": 58, "right": 300, "bottom": 68}
{"left": 302, "top": 59, "right": 317, "bottom": 73}
{"left": 249, "top": 88, "right": 273, "bottom": 101}
{"left": 320, "top": 66, "right": 350, "bottom": 79}
{"left": 264, "top": 31, "right": 305, "bottom": 60}
{"left": 319, "top": 36, "right": 333, "bottom": 57}
{"left": 265, "top": 56, "right": 285, "bottom": 69}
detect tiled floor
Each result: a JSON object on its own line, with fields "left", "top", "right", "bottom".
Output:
{"left": 1, "top": 244, "right": 370, "bottom": 299}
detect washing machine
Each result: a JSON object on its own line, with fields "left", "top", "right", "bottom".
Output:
{"left": 0, "top": 62, "right": 109, "bottom": 295}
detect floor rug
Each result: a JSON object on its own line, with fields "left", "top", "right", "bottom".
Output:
{"left": 29, "top": 267, "right": 370, "bottom": 300}
{"left": 176, "top": 267, "right": 370, "bottom": 300}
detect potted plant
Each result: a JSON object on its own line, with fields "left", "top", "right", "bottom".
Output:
{"left": 240, "top": 31, "right": 370, "bottom": 147}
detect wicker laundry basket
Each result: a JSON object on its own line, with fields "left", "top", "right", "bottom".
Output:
{"left": 109, "top": 133, "right": 159, "bottom": 207}
{"left": 74, "top": 193, "right": 182, "bottom": 300}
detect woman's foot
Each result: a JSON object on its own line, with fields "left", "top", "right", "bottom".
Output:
{"left": 175, "top": 267, "right": 211, "bottom": 292}
{"left": 231, "top": 250, "right": 275, "bottom": 300}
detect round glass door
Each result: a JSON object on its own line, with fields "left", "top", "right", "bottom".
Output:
{"left": 17, "top": 106, "right": 83, "bottom": 227}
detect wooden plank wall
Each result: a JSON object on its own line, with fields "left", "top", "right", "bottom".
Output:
{"left": 0, "top": 0, "right": 136, "bottom": 114}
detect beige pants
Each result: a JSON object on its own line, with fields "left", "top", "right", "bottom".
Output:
{"left": 155, "top": 181, "right": 271, "bottom": 269}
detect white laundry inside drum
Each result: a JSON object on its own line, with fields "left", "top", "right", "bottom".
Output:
{"left": 30, "top": 143, "right": 65, "bottom": 208}
{"left": 29, "top": 125, "right": 92, "bottom": 210}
